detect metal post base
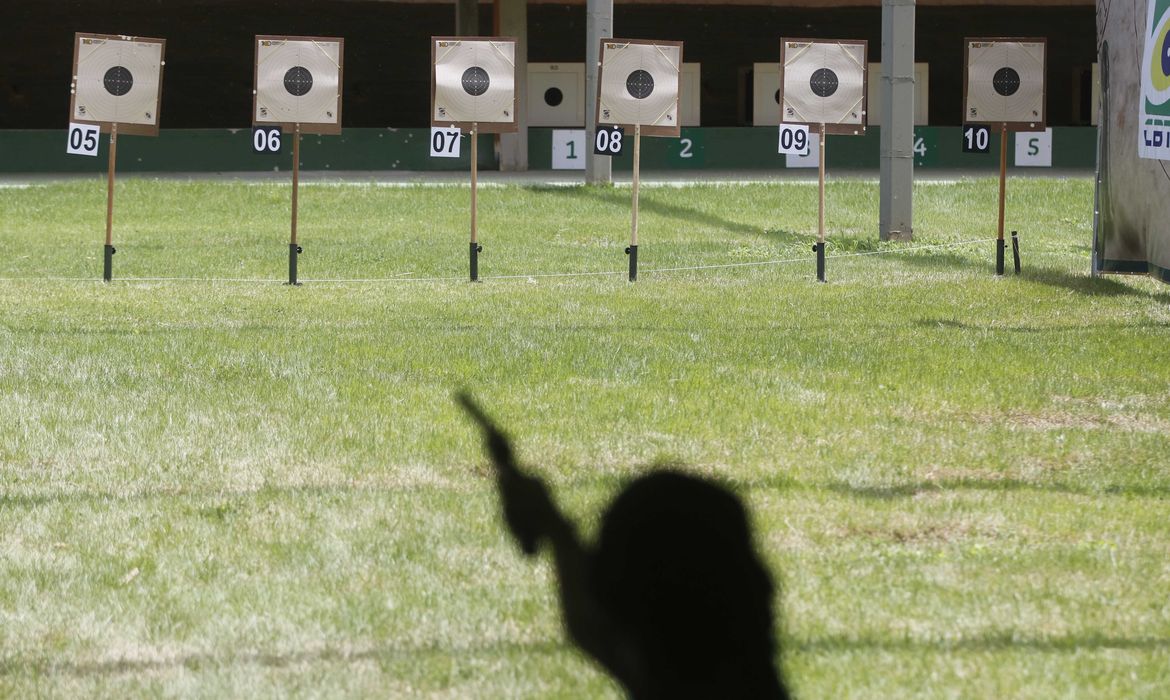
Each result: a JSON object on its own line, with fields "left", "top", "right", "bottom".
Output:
{"left": 814, "top": 242, "right": 825, "bottom": 282}
{"left": 1011, "top": 231, "right": 1021, "bottom": 275}
{"left": 996, "top": 238, "right": 1005, "bottom": 276}
{"left": 288, "top": 243, "right": 302, "bottom": 286}
{"left": 626, "top": 245, "right": 638, "bottom": 282}
{"left": 103, "top": 244, "right": 115, "bottom": 282}
{"left": 470, "top": 242, "right": 483, "bottom": 282}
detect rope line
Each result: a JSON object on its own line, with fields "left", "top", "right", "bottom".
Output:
{"left": 0, "top": 237, "right": 1011, "bottom": 284}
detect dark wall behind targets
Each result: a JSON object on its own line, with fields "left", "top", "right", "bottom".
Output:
{"left": 2, "top": 1, "right": 1095, "bottom": 130}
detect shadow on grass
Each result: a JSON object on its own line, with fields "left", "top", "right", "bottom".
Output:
{"left": 911, "top": 316, "right": 1170, "bottom": 334}
{"left": 527, "top": 185, "right": 802, "bottom": 245}
{"left": 0, "top": 640, "right": 570, "bottom": 677}
{"left": 5, "top": 632, "right": 1168, "bottom": 678}
{"left": 826, "top": 479, "right": 1170, "bottom": 500}
{"left": 794, "top": 633, "right": 1170, "bottom": 653}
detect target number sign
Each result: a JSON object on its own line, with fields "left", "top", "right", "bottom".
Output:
{"left": 66, "top": 123, "right": 100, "bottom": 157}
{"left": 593, "top": 125, "right": 625, "bottom": 156}
{"left": 430, "top": 126, "right": 462, "bottom": 158}
{"left": 777, "top": 124, "right": 810, "bottom": 155}
{"left": 252, "top": 126, "right": 282, "bottom": 154}
{"left": 962, "top": 125, "right": 991, "bottom": 154}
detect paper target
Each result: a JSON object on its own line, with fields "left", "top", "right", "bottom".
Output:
{"left": 780, "top": 39, "right": 866, "bottom": 135}
{"left": 964, "top": 38, "right": 1046, "bottom": 131}
{"left": 597, "top": 39, "right": 683, "bottom": 137}
{"left": 254, "top": 36, "right": 344, "bottom": 135}
{"left": 431, "top": 37, "right": 517, "bottom": 133}
{"left": 70, "top": 33, "right": 166, "bottom": 136}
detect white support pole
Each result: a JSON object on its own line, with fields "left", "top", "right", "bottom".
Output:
{"left": 879, "top": 0, "right": 915, "bottom": 241}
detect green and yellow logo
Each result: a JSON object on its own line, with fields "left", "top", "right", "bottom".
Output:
{"left": 1144, "top": 0, "right": 1170, "bottom": 119}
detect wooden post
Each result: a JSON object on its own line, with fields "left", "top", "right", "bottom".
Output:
{"left": 288, "top": 123, "right": 302, "bottom": 285}
{"left": 103, "top": 122, "right": 118, "bottom": 282}
{"left": 817, "top": 123, "right": 826, "bottom": 245}
{"left": 996, "top": 124, "right": 1008, "bottom": 275}
{"left": 627, "top": 123, "right": 641, "bottom": 281}
{"left": 470, "top": 123, "right": 480, "bottom": 281}
{"left": 816, "top": 123, "right": 826, "bottom": 282}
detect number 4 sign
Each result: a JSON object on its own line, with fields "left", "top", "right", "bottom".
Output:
{"left": 66, "top": 122, "right": 100, "bottom": 157}
{"left": 430, "top": 127, "right": 461, "bottom": 158}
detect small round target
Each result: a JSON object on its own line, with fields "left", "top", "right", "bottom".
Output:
{"left": 992, "top": 67, "right": 1020, "bottom": 96}
{"left": 809, "top": 68, "right": 839, "bottom": 98}
{"left": 462, "top": 66, "right": 490, "bottom": 96}
{"left": 284, "top": 66, "right": 313, "bottom": 96}
{"left": 103, "top": 66, "right": 133, "bottom": 97}
{"left": 544, "top": 87, "right": 564, "bottom": 107}
{"left": 626, "top": 69, "right": 654, "bottom": 99}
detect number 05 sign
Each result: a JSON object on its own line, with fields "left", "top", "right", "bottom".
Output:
{"left": 66, "top": 122, "right": 100, "bottom": 157}
{"left": 777, "top": 124, "right": 810, "bottom": 156}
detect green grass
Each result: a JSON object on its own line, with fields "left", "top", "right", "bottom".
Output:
{"left": 1, "top": 176, "right": 1168, "bottom": 698}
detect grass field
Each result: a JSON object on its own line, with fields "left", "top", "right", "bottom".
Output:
{"left": 1, "top": 176, "right": 1168, "bottom": 698}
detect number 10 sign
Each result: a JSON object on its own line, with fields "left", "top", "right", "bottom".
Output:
{"left": 777, "top": 124, "right": 810, "bottom": 156}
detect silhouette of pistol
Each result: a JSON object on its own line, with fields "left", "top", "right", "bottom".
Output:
{"left": 457, "top": 392, "right": 542, "bottom": 555}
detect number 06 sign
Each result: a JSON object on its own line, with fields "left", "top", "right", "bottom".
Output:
{"left": 777, "top": 123, "right": 810, "bottom": 156}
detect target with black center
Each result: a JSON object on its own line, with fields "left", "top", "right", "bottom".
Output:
{"left": 283, "top": 66, "right": 313, "bottom": 96}
{"left": 254, "top": 36, "right": 344, "bottom": 135}
{"left": 963, "top": 38, "right": 1046, "bottom": 130}
{"left": 432, "top": 37, "right": 517, "bottom": 132}
{"left": 527, "top": 62, "right": 584, "bottom": 127}
{"left": 597, "top": 39, "right": 683, "bottom": 137}
{"left": 70, "top": 33, "right": 166, "bottom": 136}
{"left": 780, "top": 39, "right": 867, "bottom": 134}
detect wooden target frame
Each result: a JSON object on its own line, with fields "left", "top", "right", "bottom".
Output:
{"left": 595, "top": 38, "right": 684, "bottom": 138}
{"left": 70, "top": 32, "right": 167, "bottom": 137}
{"left": 779, "top": 38, "right": 867, "bottom": 136}
{"left": 963, "top": 37, "right": 1047, "bottom": 133}
{"left": 430, "top": 36, "right": 519, "bottom": 134}
{"left": 253, "top": 35, "right": 345, "bottom": 136}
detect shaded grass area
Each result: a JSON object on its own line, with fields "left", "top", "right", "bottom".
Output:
{"left": 1, "top": 177, "right": 1168, "bottom": 698}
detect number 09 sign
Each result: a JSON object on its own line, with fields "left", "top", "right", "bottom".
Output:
{"left": 777, "top": 123, "right": 810, "bottom": 156}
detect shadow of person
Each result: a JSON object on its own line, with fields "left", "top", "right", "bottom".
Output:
{"left": 458, "top": 393, "right": 789, "bottom": 699}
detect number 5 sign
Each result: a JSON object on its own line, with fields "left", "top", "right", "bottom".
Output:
{"left": 66, "top": 122, "right": 100, "bottom": 157}
{"left": 1014, "top": 128, "right": 1052, "bottom": 167}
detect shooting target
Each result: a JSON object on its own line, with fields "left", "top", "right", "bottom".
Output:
{"left": 528, "top": 63, "right": 585, "bottom": 127}
{"left": 254, "top": 36, "right": 344, "bottom": 135}
{"left": 432, "top": 37, "right": 517, "bottom": 133}
{"left": 964, "top": 38, "right": 1046, "bottom": 130}
{"left": 70, "top": 33, "right": 166, "bottom": 136}
{"left": 780, "top": 39, "right": 867, "bottom": 135}
{"left": 597, "top": 39, "right": 683, "bottom": 137}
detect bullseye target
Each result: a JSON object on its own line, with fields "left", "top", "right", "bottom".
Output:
{"left": 597, "top": 39, "right": 683, "bottom": 137}
{"left": 964, "top": 38, "right": 1046, "bottom": 130}
{"left": 70, "top": 33, "right": 166, "bottom": 136}
{"left": 431, "top": 36, "right": 517, "bottom": 133}
{"left": 780, "top": 39, "right": 867, "bottom": 135}
{"left": 254, "top": 36, "right": 344, "bottom": 135}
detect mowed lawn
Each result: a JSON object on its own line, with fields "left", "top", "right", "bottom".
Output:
{"left": 0, "top": 176, "right": 1168, "bottom": 698}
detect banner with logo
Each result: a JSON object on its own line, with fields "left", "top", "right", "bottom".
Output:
{"left": 1139, "top": 0, "right": 1170, "bottom": 159}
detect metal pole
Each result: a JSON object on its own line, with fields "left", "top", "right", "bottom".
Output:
{"left": 878, "top": 0, "right": 915, "bottom": 241}
{"left": 585, "top": 0, "right": 613, "bottom": 184}
{"left": 103, "top": 123, "right": 117, "bottom": 282}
